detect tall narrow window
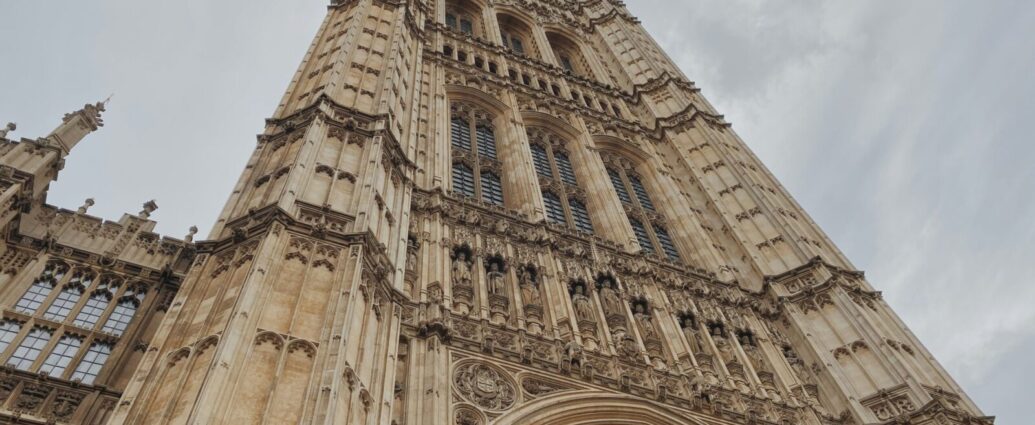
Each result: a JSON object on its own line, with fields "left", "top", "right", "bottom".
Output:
{"left": 71, "top": 342, "right": 112, "bottom": 385}
{"left": 543, "top": 192, "right": 566, "bottom": 224}
{"left": 481, "top": 173, "right": 503, "bottom": 206}
{"left": 628, "top": 174, "right": 656, "bottom": 211}
{"left": 476, "top": 125, "right": 497, "bottom": 160}
{"left": 445, "top": 13, "right": 458, "bottom": 29}
{"left": 45, "top": 286, "right": 85, "bottom": 322}
{"left": 451, "top": 117, "right": 472, "bottom": 152}
{"left": 39, "top": 334, "right": 82, "bottom": 377}
{"left": 528, "top": 128, "right": 594, "bottom": 234}
{"left": 451, "top": 103, "right": 504, "bottom": 205}
{"left": 74, "top": 293, "right": 111, "bottom": 329}
{"left": 654, "top": 225, "right": 680, "bottom": 261}
{"left": 555, "top": 152, "right": 577, "bottom": 185}
{"left": 16, "top": 280, "right": 55, "bottom": 314}
{"left": 102, "top": 292, "right": 144, "bottom": 336}
{"left": 0, "top": 320, "right": 22, "bottom": 355}
{"left": 452, "top": 163, "right": 475, "bottom": 198}
{"left": 630, "top": 219, "right": 655, "bottom": 254}
{"left": 604, "top": 158, "right": 682, "bottom": 262}
{"left": 559, "top": 56, "right": 574, "bottom": 72}
{"left": 10, "top": 327, "right": 53, "bottom": 370}
{"left": 459, "top": 19, "right": 473, "bottom": 35}
{"left": 608, "top": 168, "right": 632, "bottom": 204}
{"left": 570, "top": 199, "right": 594, "bottom": 234}
{"left": 530, "top": 144, "right": 551, "bottom": 177}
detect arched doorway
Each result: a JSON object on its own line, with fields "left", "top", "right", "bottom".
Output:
{"left": 492, "top": 391, "right": 700, "bottom": 425}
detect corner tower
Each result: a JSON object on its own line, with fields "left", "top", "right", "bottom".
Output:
{"left": 112, "top": 1, "right": 992, "bottom": 424}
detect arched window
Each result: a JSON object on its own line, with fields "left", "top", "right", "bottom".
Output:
{"left": 71, "top": 341, "right": 113, "bottom": 384}
{"left": 450, "top": 102, "right": 505, "bottom": 206}
{"left": 546, "top": 32, "right": 591, "bottom": 79}
{"left": 102, "top": 286, "right": 146, "bottom": 336}
{"left": 0, "top": 320, "right": 22, "bottom": 354}
{"left": 44, "top": 271, "right": 93, "bottom": 322}
{"left": 527, "top": 128, "right": 594, "bottom": 234}
{"left": 605, "top": 159, "right": 683, "bottom": 262}
{"left": 498, "top": 14, "right": 536, "bottom": 58}
{"left": 445, "top": 0, "right": 482, "bottom": 37}
{"left": 15, "top": 263, "right": 68, "bottom": 314}
{"left": 73, "top": 276, "right": 119, "bottom": 330}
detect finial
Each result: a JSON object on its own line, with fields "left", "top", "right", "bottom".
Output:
{"left": 185, "top": 226, "right": 198, "bottom": 243}
{"left": 0, "top": 122, "right": 15, "bottom": 139}
{"left": 138, "top": 200, "right": 158, "bottom": 219}
{"left": 77, "top": 198, "right": 95, "bottom": 215}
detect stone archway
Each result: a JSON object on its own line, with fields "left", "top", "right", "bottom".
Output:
{"left": 492, "top": 391, "right": 700, "bottom": 425}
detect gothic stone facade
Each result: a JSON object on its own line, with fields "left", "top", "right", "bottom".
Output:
{"left": 0, "top": 0, "right": 991, "bottom": 424}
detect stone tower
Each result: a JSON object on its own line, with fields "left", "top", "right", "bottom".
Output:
{"left": 0, "top": 0, "right": 992, "bottom": 424}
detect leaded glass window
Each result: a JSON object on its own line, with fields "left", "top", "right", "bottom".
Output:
{"left": 102, "top": 295, "right": 143, "bottom": 337}
{"left": 71, "top": 342, "right": 112, "bottom": 385}
{"left": 16, "top": 280, "right": 54, "bottom": 314}
{"left": 39, "top": 335, "right": 82, "bottom": 377}
{"left": 73, "top": 293, "right": 111, "bottom": 329}
{"left": 10, "top": 327, "right": 52, "bottom": 370}
{"left": 0, "top": 320, "right": 22, "bottom": 355}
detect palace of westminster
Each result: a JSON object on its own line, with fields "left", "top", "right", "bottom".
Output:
{"left": 0, "top": 0, "right": 993, "bottom": 424}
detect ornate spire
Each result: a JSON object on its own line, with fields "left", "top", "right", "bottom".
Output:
{"left": 46, "top": 99, "right": 108, "bottom": 154}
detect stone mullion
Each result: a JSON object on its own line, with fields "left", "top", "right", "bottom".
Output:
{"left": 482, "top": 5, "right": 503, "bottom": 46}
{"left": 502, "top": 93, "right": 546, "bottom": 219}
{"left": 432, "top": 67, "right": 450, "bottom": 190}
{"left": 570, "top": 126, "right": 634, "bottom": 246}
{"left": 530, "top": 24, "right": 558, "bottom": 67}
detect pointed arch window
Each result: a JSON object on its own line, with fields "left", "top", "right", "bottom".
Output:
{"left": 528, "top": 128, "right": 594, "bottom": 234}
{"left": 15, "top": 263, "right": 68, "bottom": 314}
{"left": 445, "top": 1, "right": 479, "bottom": 36}
{"left": 605, "top": 160, "right": 684, "bottom": 262}
{"left": 102, "top": 288, "right": 146, "bottom": 337}
{"left": 451, "top": 103, "right": 505, "bottom": 206}
{"left": 71, "top": 341, "right": 112, "bottom": 385}
{"left": 44, "top": 272, "right": 92, "bottom": 322}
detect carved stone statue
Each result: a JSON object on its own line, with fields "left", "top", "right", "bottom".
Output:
{"left": 519, "top": 269, "right": 540, "bottom": 306}
{"left": 633, "top": 304, "right": 656, "bottom": 340}
{"left": 427, "top": 284, "right": 444, "bottom": 324}
{"left": 683, "top": 325, "right": 703, "bottom": 353}
{"left": 452, "top": 251, "right": 472, "bottom": 288}
{"left": 745, "top": 345, "right": 769, "bottom": 373}
{"left": 715, "top": 337, "right": 736, "bottom": 365}
{"left": 571, "top": 285, "right": 594, "bottom": 323}
{"left": 486, "top": 261, "right": 506, "bottom": 296}
{"left": 600, "top": 283, "right": 622, "bottom": 316}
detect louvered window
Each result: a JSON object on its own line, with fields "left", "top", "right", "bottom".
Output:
{"left": 476, "top": 126, "right": 497, "bottom": 160}
{"left": 570, "top": 199, "right": 593, "bottom": 233}
{"left": 446, "top": 13, "right": 458, "bottom": 30}
{"left": 531, "top": 144, "right": 551, "bottom": 177}
{"left": 608, "top": 168, "right": 632, "bottom": 203}
{"left": 452, "top": 164, "right": 475, "bottom": 197}
{"left": 630, "top": 218, "right": 655, "bottom": 254}
{"left": 481, "top": 173, "right": 504, "bottom": 206}
{"left": 460, "top": 19, "right": 473, "bottom": 35}
{"left": 555, "top": 152, "right": 577, "bottom": 185}
{"left": 628, "top": 174, "right": 655, "bottom": 211}
{"left": 451, "top": 117, "right": 471, "bottom": 152}
{"left": 654, "top": 225, "right": 680, "bottom": 261}
{"left": 543, "top": 192, "right": 566, "bottom": 225}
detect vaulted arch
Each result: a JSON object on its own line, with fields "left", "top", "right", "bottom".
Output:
{"left": 492, "top": 391, "right": 700, "bottom": 425}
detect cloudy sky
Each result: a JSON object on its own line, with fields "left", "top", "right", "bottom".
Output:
{"left": 1, "top": 0, "right": 1032, "bottom": 422}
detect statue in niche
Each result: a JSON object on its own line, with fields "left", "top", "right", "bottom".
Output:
{"left": 571, "top": 284, "right": 594, "bottom": 323}
{"left": 486, "top": 260, "right": 506, "bottom": 296}
{"left": 599, "top": 278, "right": 622, "bottom": 316}
{"left": 452, "top": 251, "right": 472, "bottom": 288}
{"left": 518, "top": 267, "right": 540, "bottom": 306}
{"left": 745, "top": 344, "right": 769, "bottom": 373}
{"left": 424, "top": 283, "right": 445, "bottom": 327}
{"left": 681, "top": 315, "right": 703, "bottom": 353}
{"left": 633, "top": 303, "right": 656, "bottom": 340}
{"left": 715, "top": 337, "right": 736, "bottom": 365}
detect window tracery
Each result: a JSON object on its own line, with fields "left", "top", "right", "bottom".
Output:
{"left": 445, "top": 0, "right": 482, "bottom": 37}
{"left": 603, "top": 154, "right": 682, "bottom": 262}
{"left": 528, "top": 127, "right": 592, "bottom": 234}
{"left": 450, "top": 102, "right": 504, "bottom": 206}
